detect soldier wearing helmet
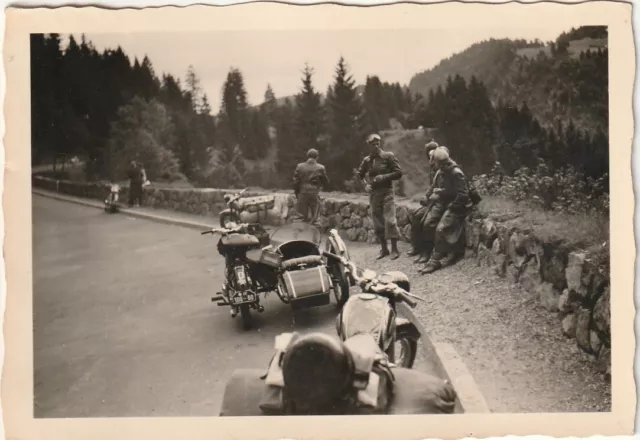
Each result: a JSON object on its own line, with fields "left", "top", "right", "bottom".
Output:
{"left": 357, "top": 133, "right": 403, "bottom": 260}
{"left": 416, "top": 146, "right": 472, "bottom": 274}
{"left": 407, "top": 140, "right": 440, "bottom": 260}
{"left": 293, "top": 148, "right": 329, "bottom": 224}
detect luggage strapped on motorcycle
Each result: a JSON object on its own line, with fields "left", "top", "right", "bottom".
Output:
{"left": 257, "top": 332, "right": 396, "bottom": 415}
{"left": 236, "top": 194, "right": 276, "bottom": 222}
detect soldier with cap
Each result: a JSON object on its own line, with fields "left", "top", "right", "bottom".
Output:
{"left": 407, "top": 140, "right": 440, "bottom": 260}
{"left": 418, "top": 146, "right": 473, "bottom": 274}
{"left": 293, "top": 148, "right": 329, "bottom": 224}
{"left": 357, "top": 133, "right": 403, "bottom": 260}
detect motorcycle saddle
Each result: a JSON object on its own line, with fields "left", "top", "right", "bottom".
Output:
{"left": 220, "top": 234, "right": 261, "bottom": 247}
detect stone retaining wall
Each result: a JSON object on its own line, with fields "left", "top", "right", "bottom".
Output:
{"left": 32, "top": 176, "right": 611, "bottom": 374}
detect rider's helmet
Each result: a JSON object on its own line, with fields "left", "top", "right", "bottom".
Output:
{"left": 282, "top": 332, "right": 354, "bottom": 411}
{"left": 432, "top": 146, "right": 450, "bottom": 163}
{"left": 425, "top": 140, "right": 439, "bottom": 156}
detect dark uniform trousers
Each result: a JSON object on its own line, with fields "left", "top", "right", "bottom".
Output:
{"left": 296, "top": 192, "right": 321, "bottom": 224}
{"left": 370, "top": 189, "right": 401, "bottom": 240}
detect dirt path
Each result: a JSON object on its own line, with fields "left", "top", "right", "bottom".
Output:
{"left": 350, "top": 240, "right": 611, "bottom": 413}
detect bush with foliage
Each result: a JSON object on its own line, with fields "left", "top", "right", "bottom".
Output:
{"left": 472, "top": 158, "right": 609, "bottom": 215}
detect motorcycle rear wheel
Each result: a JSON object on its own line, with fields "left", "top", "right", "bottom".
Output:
{"left": 240, "top": 304, "right": 253, "bottom": 331}
{"left": 394, "top": 331, "right": 418, "bottom": 369}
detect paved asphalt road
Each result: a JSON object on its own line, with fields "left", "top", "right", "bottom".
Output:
{"left": 33, "top": 195, "right": 432, "bottom": 418}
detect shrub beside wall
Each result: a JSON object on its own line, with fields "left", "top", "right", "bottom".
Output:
{"left": 33, "top": 175, "right": 611, "bottom": 374}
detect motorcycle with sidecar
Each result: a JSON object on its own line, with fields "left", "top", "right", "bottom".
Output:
{"left": 201, "top": 220, "right": 352, "bottom": 330}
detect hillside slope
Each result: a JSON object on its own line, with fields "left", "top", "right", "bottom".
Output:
{"left": 408, "top": 26, "right": 608, "bottom": 134}
{"left": 378, "top": 128, "right": 433, "bottom": 198}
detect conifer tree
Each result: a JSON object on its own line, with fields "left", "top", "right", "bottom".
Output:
{"left": 325, "top": 56, "right": 369, "bottom": 190}
{"left": 295, "top": 64, "right": 324, "bottom": 156}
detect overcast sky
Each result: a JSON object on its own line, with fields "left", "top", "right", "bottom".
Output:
{"left": 73, "top": 27, "right": 571, "bottom": 113}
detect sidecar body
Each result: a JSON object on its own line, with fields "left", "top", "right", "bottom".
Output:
{"left": 245, "top": 221, "right": 350, "bottom": 311}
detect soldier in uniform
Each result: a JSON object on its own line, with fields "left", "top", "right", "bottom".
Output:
{"left": 418, "top": 147, "right": 472, "bottom": 274}
{"left": 357, "top": 133, "right": 403, "bottom": 260}
{"left": 293, "top": 148, "right": 329, "bottom": 224}
{"left": 127, "top": 160, "right": 144, "bottom": 208}
{"left": 407, "top": 140, "right": 440, "bottom": 261}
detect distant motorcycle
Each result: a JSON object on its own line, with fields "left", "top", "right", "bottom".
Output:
{"left": 104, "top": 183, "right": 121, "bottom": 213}
{"left": 219, "top": 188, "right": 276, "bottom": 228}
{"left": 325, "top": 254, "right": 425, "bottom": 369}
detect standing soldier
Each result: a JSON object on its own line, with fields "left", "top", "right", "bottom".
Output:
{"left": 407, "top": 140, "right": 440, "bottom": 260}
{"left": 127, "top": 160, "right": 144, "bottom": 208}
{"left": 357, "top": 133, "right": 403, "bottom": 260}
{"left": 293, "top": 148, "right": 329, "bottom": 224}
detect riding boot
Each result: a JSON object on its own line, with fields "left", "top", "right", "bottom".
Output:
{"left": 419, "top": 258, "right": 442, "bottom": 274}
{"left": 377, "top": 236, "right": 390, "bottom": 260}
{"left": 407, "top": 226, "right": 421, "bottom": 257}
{"left": 390, "top": 239, "right": 400, "bottom": 260}
{"left": 416, "top": 250, "right": 431, "bottom": 264}
{"left": 415, "top": 240, "right": 432, "bottom": 264}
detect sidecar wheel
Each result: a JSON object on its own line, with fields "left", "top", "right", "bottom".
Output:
{"left": 394, "top": 331, "right": 418, "bottom": 369}
{"left": 240, "top": 304, "right": 253, "bottom": 331}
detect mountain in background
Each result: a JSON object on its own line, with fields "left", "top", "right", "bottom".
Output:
{"left": 408, "top": 26, "right": 608, "bottom": 135}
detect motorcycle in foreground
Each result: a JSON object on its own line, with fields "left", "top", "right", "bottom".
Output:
{"left": 219, "top": 188, "right": 276, "bottom": 228}
{"left": 323, "top": 254, "right": 424, "bottom": 369}
{"left": 218, "top": 330, "right": 458, "bottom": 416}
{"left": 104, "top": 183, "right": 121, "bottom": 213}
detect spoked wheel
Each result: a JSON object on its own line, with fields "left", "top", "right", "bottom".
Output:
{"left": 330, "top": 264, "right": 350, "bottom": 309}
{"left": 325, "top": 241, "right": 351, "bottom": 309}
{"left": 240, "top": 304, "right": 253, "bottom": 331}
{"left": 394, "top": 331, "right": 418, "bottom": 369}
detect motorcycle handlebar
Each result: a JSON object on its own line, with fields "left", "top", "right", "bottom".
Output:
{"left": 369, "top": 283, "right": 418, "bottom": 308}
{"left": 200, "top": 224, "right": 248, "bottom": 236}
{"left": 321, "top": 252, "right": 420, "bottom": 308}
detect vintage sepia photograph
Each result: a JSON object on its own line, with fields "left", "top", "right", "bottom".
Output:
{"left": 2, "top": 2, "right": 636, "bottom": 440}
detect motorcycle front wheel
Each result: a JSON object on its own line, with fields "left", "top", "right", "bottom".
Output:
{"left": 394, "top": 331, "right": 418, "bottom": 369}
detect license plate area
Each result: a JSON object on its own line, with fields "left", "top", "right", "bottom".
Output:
{"left": 232, "top": 292, "right": 257, "bottom": 304}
